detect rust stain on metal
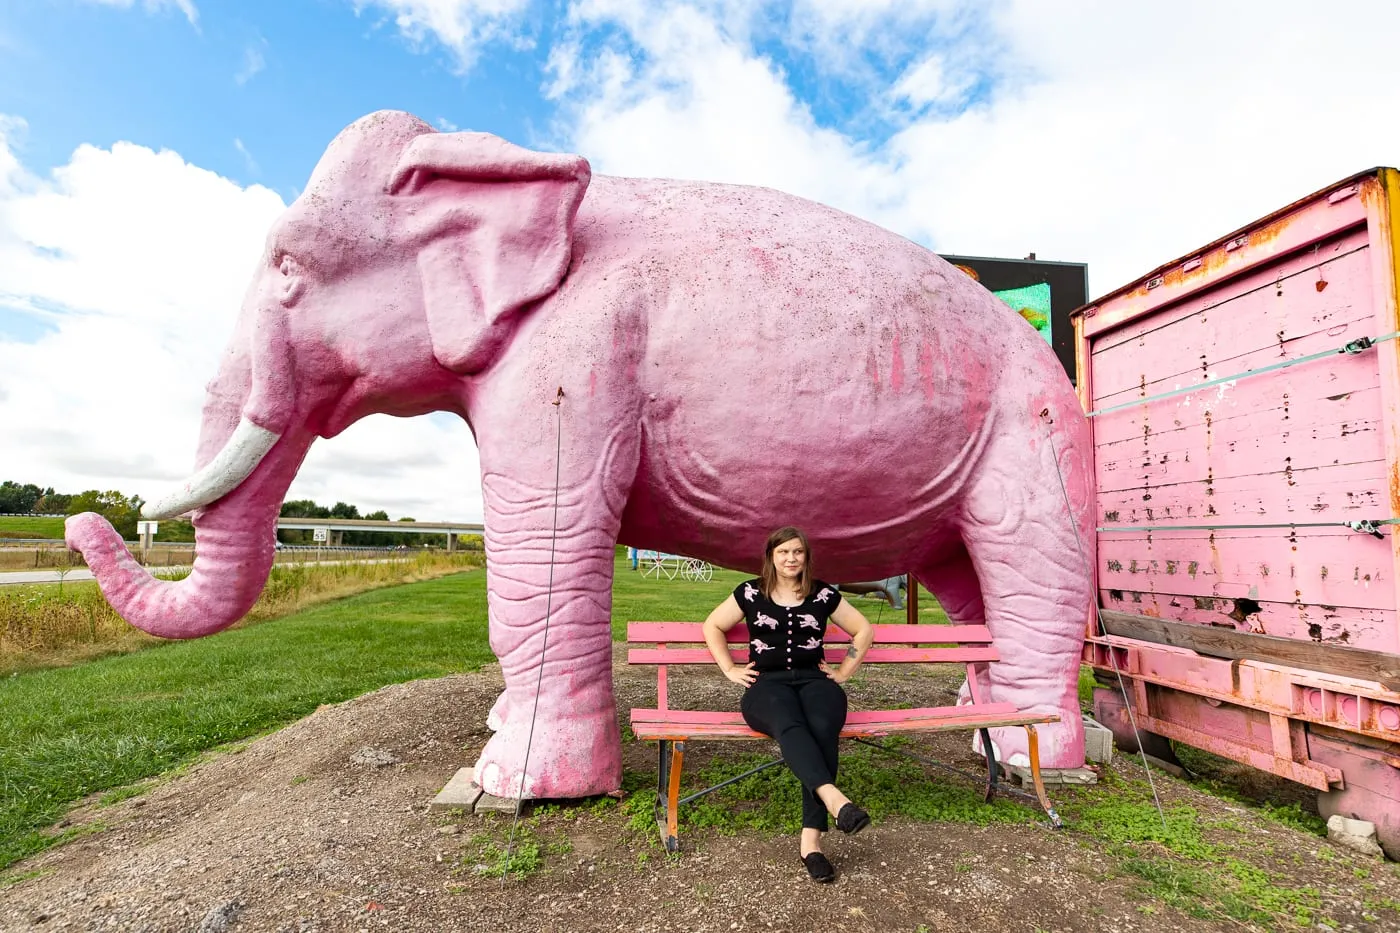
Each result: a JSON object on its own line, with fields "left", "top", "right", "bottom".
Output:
{"left": 1188, "top": 561, "right": 1199, "bottom": 578}
{"left": 1107, "top": 559, "right": 1123, "bottom": 572}
{"left": 1166, "top": 560, "right": 1178, "bottom": 575}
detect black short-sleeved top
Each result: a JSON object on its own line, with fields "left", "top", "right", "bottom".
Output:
{"left": 733, "top": 578, "right": 843, "bottom": 672}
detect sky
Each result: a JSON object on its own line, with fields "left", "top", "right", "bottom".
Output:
{"left": 2, "top": 0, "right": 1398, "bottom": 524}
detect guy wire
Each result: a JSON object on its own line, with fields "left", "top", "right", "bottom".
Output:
{"left": 1040, "top": 411, "right": 1169, "bottom": 834}
{"left": 502, "top": 386, "right": 566, "bottom": 887}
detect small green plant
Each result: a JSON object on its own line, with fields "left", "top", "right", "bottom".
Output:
{"left": 462, "top": 828, "right": 542, "bottom": 879}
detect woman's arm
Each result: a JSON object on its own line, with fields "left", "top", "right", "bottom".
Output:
{"left": 822, "top": 599, "right": 874, "bottom": 685}
{"left": 702, "top": 594, "right": 756, "bottom": 686}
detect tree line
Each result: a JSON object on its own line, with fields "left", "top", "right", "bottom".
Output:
{"left": 1, "top": 481, "right": 461, "bottom": 548}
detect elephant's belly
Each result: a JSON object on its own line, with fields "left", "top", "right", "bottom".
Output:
{"left": 618, "top": 428, "right": 974, "bottom": 579}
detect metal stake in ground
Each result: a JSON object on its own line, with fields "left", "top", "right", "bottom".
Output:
{"left": 501, "top": 387, "right": 566, "bottom": 886}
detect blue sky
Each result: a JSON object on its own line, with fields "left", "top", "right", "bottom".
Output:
{"left": 2, "top": 0, "right": 1398, "bottom": 521}
{"left": 0, "top": 1, "right": 998, "bottom": 204}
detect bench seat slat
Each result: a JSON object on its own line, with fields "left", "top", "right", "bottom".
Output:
{"left": 630, "top": 708, "right": 1059, "bottom": 741}
{"left": 627, "top": 621, "right": 994, "bottom": 645}
{"left": 628, "top": 646, "right": 1000, "bottom": 665}
{"left": 631, "top": 703, "right": 1018, "bottom": 725}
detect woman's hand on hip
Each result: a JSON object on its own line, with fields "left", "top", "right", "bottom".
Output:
{"left": 724, "top": 663, "right": 758, "bottom": 687}
{"left": 820, "top": 661, "right": 850, "bottom": 684}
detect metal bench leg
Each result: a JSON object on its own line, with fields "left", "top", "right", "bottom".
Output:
{"left": 655, "top": 739, "right": 686, "bottom": 853}
{"left": 978, "top": 727, "right": 999, "bottom": 803}
{"left": 1023, "top": 724, "right": 1063, "bottom": 829}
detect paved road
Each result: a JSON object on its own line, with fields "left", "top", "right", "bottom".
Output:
{"left": 0, "top": 558, "right": 410, "bottom": 587}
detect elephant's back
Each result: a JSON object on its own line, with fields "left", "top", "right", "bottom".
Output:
{"left": 575, "top": 176, "right": 1070, "bottom": 566}
{"left": 577, "top": 175, "right": 1026, "bottom": 362}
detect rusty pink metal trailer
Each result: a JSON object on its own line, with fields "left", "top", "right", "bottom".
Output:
{"left": 1073, "top": 168, "right": 1400, "bottom": 857}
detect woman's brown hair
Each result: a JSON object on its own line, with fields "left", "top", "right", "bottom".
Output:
{"left": 760, "top": 526, "right": 813, "bottom": 600}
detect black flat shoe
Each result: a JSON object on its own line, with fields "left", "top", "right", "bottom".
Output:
{"left": 802, "top": 851, "right": 836, "bottom": 884}
{"left": 836, "top": 803, "right": 870, "bottom": 835}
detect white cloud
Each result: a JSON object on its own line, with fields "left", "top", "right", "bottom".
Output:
{"left": 83, "top": 0, "right": 199, "bottom": 27}
{"left": 0, "top": 125, "right": 484, "bottom": 521}
{"left": 235, "top": 41, "right": 266, "bottom": 85}
{"left": 435, "top": 117, "right": 460, "bottom": 131}
{"left": 552, "top": 0, "right": 1400, "bottom": 296}
{"left": 352, "top": 0, "right": 533, "bottom": 69}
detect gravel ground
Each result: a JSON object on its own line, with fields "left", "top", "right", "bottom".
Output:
{"left": 2, "top": 648, "right": 1396, "bottom": 933}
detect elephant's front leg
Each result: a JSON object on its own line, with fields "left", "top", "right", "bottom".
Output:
{"left": 472, "top": 467, "right": 627, "bottom": 800}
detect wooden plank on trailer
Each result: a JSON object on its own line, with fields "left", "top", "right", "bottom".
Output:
{"left": 1097, "top": 591, "right": 1397, "bottom": 653}
{"left": 1099, "top": 610, "right": 1400, "bottom": 690}
{"left": 1092, "top": 369, "right": 1382, "bottom": 449}
{"left": 1095, "top": 529, "right": 1396, "bottom": 611}
{"left": 1089, "top": 234, "right": 1373, "bottom": 400}
{"left": 1095, "top": 459, "right": 1387, "bottom": 525}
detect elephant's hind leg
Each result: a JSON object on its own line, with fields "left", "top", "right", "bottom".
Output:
{"left": 955, "top": 452, "right": 1092, "bottom": 770}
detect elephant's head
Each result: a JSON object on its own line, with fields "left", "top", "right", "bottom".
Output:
{"left": 66, "top": 111, "right": 592, "bottom": 638}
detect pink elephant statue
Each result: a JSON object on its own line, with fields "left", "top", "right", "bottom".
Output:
{"left": 65, "top": 111, "right": 1095, "bottom": 799}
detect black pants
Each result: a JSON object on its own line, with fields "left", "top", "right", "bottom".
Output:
{"left": 740, "top": 669, "right": 849, "bottom": 831}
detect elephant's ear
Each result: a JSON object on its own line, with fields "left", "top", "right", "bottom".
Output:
{"left": 388, "top": 132, "right": 592, "bottom": 373}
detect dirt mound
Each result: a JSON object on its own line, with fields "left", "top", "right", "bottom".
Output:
{"left": 0, "top": 652, "right": 1389, "bottom": 932}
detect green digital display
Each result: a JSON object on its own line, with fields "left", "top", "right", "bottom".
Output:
{"left": 992, "top": 282, "right": 1053, "bottom": 344}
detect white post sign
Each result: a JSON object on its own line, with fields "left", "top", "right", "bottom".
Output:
{"left": 313, "top": 527, "right": 329, "bottom": 544}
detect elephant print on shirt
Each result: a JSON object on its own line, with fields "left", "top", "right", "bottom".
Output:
{"left": 752, "top": 612, "right": 779, "bottom": 629}
{"left": 797, "top": 613, "right": 820, "bottom": 629}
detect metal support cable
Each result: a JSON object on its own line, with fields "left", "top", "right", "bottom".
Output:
{"left": 1087, "top": 330, "right": 1400, "bottom": 420}
{"left": 1097, "top": 518, "right": 1399, "bottom": 536}
{"left": 502, "top": 387, "right": 566, "bottom": 886}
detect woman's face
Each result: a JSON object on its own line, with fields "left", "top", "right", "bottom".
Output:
{"left": 772, "top": 539, "right": 806, "bottom": 581}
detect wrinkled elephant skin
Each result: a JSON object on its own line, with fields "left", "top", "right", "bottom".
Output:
{"left": 67, "top": 111, "right": 1095, "bottom": 799}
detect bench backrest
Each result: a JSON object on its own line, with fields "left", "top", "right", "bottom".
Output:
{"left": 626, "top": 621, "right": 1000, "bottom": 710}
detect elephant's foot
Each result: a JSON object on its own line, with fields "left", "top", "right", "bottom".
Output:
{"left": 971, "top": 717, "right": 1086, "bottom": 770}
{"left": 959, "top": 682, "right": 1085, "bottom": 769}
{"left": 472, "top": 699, "right": 622, "bottom": 800}
{"left": 486, "top": 690, "right": 509, "bottom": 732}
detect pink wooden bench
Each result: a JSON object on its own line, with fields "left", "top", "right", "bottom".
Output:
{"left": 627, "top": 620, "right": 1062, "bottom": 852}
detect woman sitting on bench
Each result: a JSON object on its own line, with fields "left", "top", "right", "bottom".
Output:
{"left": 701, "top": 526, "right": 876, "bottom": 884}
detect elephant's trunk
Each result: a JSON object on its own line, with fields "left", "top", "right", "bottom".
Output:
{"left": 66, "top": 425, "right": 312, "bottom": 639}
{"left": 66, "top": 311, "right": 313, "bottom": 640}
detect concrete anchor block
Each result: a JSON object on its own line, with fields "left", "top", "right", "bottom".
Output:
{"left": 472, "top": 791, "right": 529, "bottom": 815}
{"left": 1082, "top": 714, "right": 1114, "bottom": 764}
{"left": 1002, "top": 764, "right": 1098, "bottom": 786}
{"left": 1326, "top": 815, "right": 1385, "bottom": 858}
{"left": 430, "top": 767, "right": 483, "bottom": 813}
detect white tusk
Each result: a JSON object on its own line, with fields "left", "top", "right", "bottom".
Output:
{"left": 143, "top": 419, "right": 281, "bottom": 519}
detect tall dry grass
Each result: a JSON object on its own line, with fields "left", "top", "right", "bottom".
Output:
{"left": 0, "top": 551, "right": 483, "bottom": 671}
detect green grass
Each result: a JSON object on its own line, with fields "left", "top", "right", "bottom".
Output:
{"left": 0, "top": 572, "right": 495, "bottom": 872}
{"left": 624, "top": 739, "right": 1032, "bottom": 841}
{"left": 0, "top": 516, "right": 65, "bottom": 539}
{"left": 608, "top": 563, "right": 950, "bottom": 637}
